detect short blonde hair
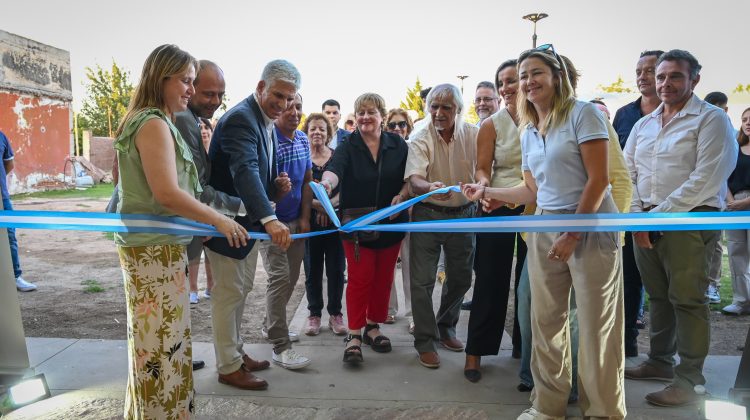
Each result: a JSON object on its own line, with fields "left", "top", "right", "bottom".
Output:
{"left": 353, "top": 93, "right": 387, "bottom": 120}
{"left": 116, "top": 44, "right": 197, "bottom": 136}
{"left": 303, "top": 112, "right": 334, "bottom": 145}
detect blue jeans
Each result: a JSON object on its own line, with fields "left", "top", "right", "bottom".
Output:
{"left": 2, "top": 198, "right": 22, "bottom": 278}
{"left": 517, "top": 257, "right": 578, "bottom": 399}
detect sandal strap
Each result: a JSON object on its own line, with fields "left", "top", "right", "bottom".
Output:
{"left": 372, "top": 335, "right": 390, "bottom": 345}
{"left": 364, "top": 323, "right": 380, "bottom": 333}
{"left": 344, "top": 334, "right": 363, "bottom": 343}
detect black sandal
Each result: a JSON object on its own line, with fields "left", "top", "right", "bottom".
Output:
{"left": 363, "top": 323, "right": 392, "bottom": 353}
{"left": 343, "top": 334, "right": 364, "bottom": 363}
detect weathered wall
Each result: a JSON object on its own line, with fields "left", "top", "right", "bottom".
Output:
{"left": 0, "top": 29, "right": 72, "bottom": 193}
{"left": 89, "top": 136, "right": 115, "bottom": 173}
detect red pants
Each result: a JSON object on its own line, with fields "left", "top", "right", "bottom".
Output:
{"left": 343, "top": 241, "right": 401, "bottom": 330}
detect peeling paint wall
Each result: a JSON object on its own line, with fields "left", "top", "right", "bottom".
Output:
{"left": 0, "top": 29, "right": 72, "bottom": 193}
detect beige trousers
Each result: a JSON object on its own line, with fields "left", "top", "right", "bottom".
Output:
{"left": 527, "top": 196, "right": 625, "bottom": 419}
{"left": 259, "top": 219, "right": 306, "bottom": 353}
{"left": 205, "top": 245, "right": 259, "bottom": 375}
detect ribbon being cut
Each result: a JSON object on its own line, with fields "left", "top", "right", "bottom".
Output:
{"left": 0, "top": 182, "right": 748, "bottom": 237}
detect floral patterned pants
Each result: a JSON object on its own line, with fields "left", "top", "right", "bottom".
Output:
{"left": 118, "top": 244, "right": 194, "bottom": 419}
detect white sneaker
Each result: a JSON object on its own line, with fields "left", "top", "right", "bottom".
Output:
{"left": 722, "top": 303, "right": 750, "bottom": 315}
{"left": 516, "top": 407, "right": 540, "bottom": 420}
{"left": 261, "top": 327, "right": 300, "bottom": 342}
{"left": 706, "top": 285, "right": 721, "bottom": 304}
{"left": 189, "top": 292, "right": 199, "bottom": 304}
{"left": 203, "top": 289, "right": 211, "bottom": 299}
{"left": 16, "top": 276, "right": 37, "bottom": 292}
{"left": 272, "top": 348, "right": 310, "bottom": 370}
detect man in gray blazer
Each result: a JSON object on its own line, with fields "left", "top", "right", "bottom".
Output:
{"left": 206, "top": 60, "right": 306, "bottom": 390}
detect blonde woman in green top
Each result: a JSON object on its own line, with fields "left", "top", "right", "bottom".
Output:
{"left": 114, "top": 44, "right": 247, "bottom": 420}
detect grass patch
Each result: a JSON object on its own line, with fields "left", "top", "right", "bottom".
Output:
{"left": 103, "top": 231, "right": 115, "bottom": 241}
{"left": 12, "top": 184, "right": 114, "bottom": 201}
{"left": 81, "top": 279, "right": 105, "bottom": 294}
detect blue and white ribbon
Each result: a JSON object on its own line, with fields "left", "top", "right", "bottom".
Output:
{"left": 1, "top": 185, "right": 747, "bottom": 237}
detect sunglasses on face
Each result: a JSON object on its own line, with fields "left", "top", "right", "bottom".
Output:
{"left": 387, "top": 121, "right": 408, "bottom": 130}
{"left": 345, "top": 120, "right": 354, "bottom": 125}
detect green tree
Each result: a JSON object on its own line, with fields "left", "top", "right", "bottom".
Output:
{"left": 464, "top": 104, "right": 479, "bottom": 125}
{"left": 400, "top": 78, "right": 426, "bottom": 119}
{"left": 597, "top": 76, "right": 635, "bottom": 94}
{"left": 79, "top": 61, "right": 134, "bottom": 138}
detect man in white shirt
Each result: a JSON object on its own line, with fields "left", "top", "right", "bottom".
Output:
{"left": 623, "top": 50, "right": 737, "bottom": 407}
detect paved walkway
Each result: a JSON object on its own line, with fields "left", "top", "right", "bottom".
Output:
{"left": 6, "top": 269, "right": 741, "bottom": 419}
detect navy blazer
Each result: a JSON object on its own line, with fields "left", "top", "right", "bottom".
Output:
{"left": 206, "top": 95, "right": 278, "bottom": 259}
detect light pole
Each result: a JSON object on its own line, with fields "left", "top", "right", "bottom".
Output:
{"left": 522, "top": 13, "right": 548, "bottom": 48}
{"left": 456, "top": 75, "right": 469, "bottom": 95}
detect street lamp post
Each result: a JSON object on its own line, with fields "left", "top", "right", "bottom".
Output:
{"left": 456, "top": 75, "right": 469, "bottom": 95}
{"left": 522, "top": 13, "right": 549, "bottom": 48}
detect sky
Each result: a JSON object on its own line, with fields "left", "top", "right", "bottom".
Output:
{"left": 2, "top": 0, "right": 749, "bottom": 123}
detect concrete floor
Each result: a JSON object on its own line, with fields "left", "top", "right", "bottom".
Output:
{"left": 5, "top": 275, "right": 743, "bottom": 419}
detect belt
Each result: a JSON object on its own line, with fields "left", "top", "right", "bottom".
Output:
{"left": 643, "top": 205, "right": 718, "bottom": 212}
{"left": 417, "top": 201, "right": 475, "bottom": 214}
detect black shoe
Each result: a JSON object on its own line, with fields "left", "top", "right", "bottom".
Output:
{"left": 512, "top": 347, "right": 521, "bottom": 359}
{"left": 192, "top": 360, "right": 206, "bottom": 371}
{"left": 464, "top": 369, "right": 481, "bottom": 383}
{"left": 625, "top": 347, "right": 639, "bottom": 358}
{"left": 460, "top": 300, "right": 472, "bottom": 311}
{"left": 517, "top": 383, "right": 533, "bottom": 392}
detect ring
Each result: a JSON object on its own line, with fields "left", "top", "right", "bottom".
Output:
{"left": 548, "top": 250, "right": 554, "bottom": 255}
{"left": 232, "top": 232, "right": 238, "bottom": 237}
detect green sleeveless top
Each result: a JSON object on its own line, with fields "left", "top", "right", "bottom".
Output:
{"left": 113, "top": 108, "right": 202, "bottom": 246}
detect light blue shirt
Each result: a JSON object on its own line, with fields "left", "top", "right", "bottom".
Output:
{"left": 521, "top": 100, "right": 609, "bottom": 211}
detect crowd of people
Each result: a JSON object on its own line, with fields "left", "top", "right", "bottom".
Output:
{"left": 97, "top": 42, "right": 750, "bottom": 420}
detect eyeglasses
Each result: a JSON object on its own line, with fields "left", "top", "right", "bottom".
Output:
{"left": 387, "top": 121, "right": 408, "bottom": 130}
{"left": 345, "top": 120, "right": 354, "bottom": 125}
{"left": 474, "top": 96, "right": 497, "bottom": 104}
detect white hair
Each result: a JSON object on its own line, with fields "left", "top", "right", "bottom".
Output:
{"left": 260, "top": 59, "right": 301, "bottom": 89}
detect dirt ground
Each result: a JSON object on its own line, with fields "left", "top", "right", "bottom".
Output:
{"left": 12, "top": 196, "right": 304, "bottom": 344}
{"left": 11, "top": 195, "right": 748, "bottom": 355}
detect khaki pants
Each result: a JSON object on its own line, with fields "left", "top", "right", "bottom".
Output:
{"left": 726, "top": 190, "right": 750, "bottom": 306}
{"left": 527, "top": 196, "right": 625, "bottom": 419}
{"left": 205, "top": 245, "right": 259, "bottom": 375}
{"left": 635, "top": 225, "right": 718, "bottom": 389}
{"left": 259, "top": 220, "right": 306, "bottom": 353}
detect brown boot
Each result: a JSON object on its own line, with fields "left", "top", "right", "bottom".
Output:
{"left": 624, "top": 362, "right": 674, "bottom": 381}
{"left": 218, "top": 365, "right": 268, "bottom": 390}
{"left": 645, "top": 385, "right": 702, "bottom": 406}
{"left": 242, "top": 354, "right": 270, "bottom": 372}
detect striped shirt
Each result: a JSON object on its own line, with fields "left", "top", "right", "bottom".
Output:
{"left": 275, "top": 128, "right": 312, "bottom": 221}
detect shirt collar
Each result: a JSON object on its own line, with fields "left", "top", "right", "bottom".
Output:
{"left": 650, "top": 93, "right": 701, "bottom": 119}
{"left": 253, "top": 92, "right": 274, "bottom": 128}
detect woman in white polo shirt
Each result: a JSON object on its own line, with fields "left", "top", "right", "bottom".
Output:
{"left": 462, "top": 45, "right": 624, "bottom": 420}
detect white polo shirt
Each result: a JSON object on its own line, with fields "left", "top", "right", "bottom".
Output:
{"left": 521, "top": 100, "right": 610, "bottom": 211}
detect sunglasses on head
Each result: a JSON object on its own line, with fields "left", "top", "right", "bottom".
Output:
{"left": 387, "top": 121, "right": 408, "bottom": 130}
{"left": 535, "top": 43, "right": 562, "bottom": 63}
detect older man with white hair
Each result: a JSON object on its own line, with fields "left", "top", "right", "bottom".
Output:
{"left": 405, "top": 84, "right": 478, "bottom": 369}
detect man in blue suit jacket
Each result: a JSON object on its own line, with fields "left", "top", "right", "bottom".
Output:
{"left": 205, "top": 59, "right": 302, "bottom": 390}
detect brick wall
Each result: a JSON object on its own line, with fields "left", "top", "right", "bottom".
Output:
{"left": 89, "top": 136, "right": 115, "bottom": 173}
{"left": 0, "top": 29, "right": 72, "bottom": 193}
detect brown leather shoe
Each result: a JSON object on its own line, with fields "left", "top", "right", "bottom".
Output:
{"left": 645, "top": 385, "right": 702, "bottom": 407}
{"left": 418, "top": 351, "right": 441, "bottom": 369}
{"left": 624, "top": 362, "right": 674, "bottom": 381}
{"left": 439, "top": 337, "right": 465, "bottom": 352}
{"left": 218, "top": 366, "right": 268, "bottom": 390}
{"left": 242, "top": 354, "right": 270, "bottom": 372}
